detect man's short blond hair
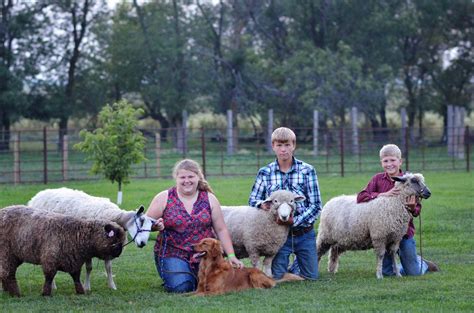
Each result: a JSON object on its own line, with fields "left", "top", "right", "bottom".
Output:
{"left": 271, "top": 127, "right": 296, "bottom": 144}
{"left": 379, "top": 144, "right": 402, "bottom": 159}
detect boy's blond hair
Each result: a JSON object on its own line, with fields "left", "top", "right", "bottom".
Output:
{"left": 271, "top": 127, "right": 296, "bottom": 144}
{"left": 379, "top": 144, "right": 402, "bottom": 159}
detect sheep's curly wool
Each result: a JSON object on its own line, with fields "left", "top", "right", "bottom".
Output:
{"left": 222, "top": 190, "right": 304, "bottom": 277}
{"left": 28, "top": 187, "right": 154, "bottom": 290}
{"left": 0, "top": 205, "right": 125, "bottom": 297}
{"left": 316, "top": 173, "right": 431, "bottom": 279}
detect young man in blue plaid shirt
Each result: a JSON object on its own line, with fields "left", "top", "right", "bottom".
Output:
{"left": 249, "top": 127, "right": 322, "bottom": 280}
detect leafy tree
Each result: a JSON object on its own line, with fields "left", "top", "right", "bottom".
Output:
{"left": 0, "top": 1, "right": 46, "bottom": 150}
{"left": 74, "top": 100, "right": 146, "bottom": 204}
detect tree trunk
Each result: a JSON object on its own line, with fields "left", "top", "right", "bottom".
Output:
{"left": 58, "top": 117, "right": 68, "bottom": 153}
{"left": 0, "top": 111, "right": 10, "bottom": 152}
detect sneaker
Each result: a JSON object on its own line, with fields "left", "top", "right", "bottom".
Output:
{"left": 424, "top": 259, "right": 440, "bottom": 272}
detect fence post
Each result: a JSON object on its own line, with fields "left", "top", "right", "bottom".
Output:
{"left": 267, "top": 109, "right": 273, "bottom": 153}
{"left": 401, "top": 108, "right": 407, "bottom": 149}
{"left": 404, "top": 128, "right": 410, "bottom": 172}
{"left": 155, "top": 133, "right": 161, "bottom": 177}
{"left": 457, "top": 107, "right": 466, "bottom": 159}
{"left": 43, "top": 127, "right": 48, "bottom": 184}
{"left": 201, "top": 127, "right": 206, "bottom": 177}
{"left": 340, "top": 127, "right": 344, "bottom": 177}
{"left": 313, "top": 110, "right": 319, "bottom": 157}
{"left": 182, "top": 110, "right": 188, "bottom": 157}
{"left": 447, "top": 105, "right": 454, "bottom": 155}
{"left": 13, "top": 133, "right": 20, "bottom": 185}
{"left": 351, "top": 107, "right": 359, "bottom": 155}
{"left": 62, "top": 135, "right": 68, "bottom": 181}
{"left": 466, "top": 126, "right": 470, "bottom": 172}
{"left": 227, "top": 110, "right": 233, "bottom": 155}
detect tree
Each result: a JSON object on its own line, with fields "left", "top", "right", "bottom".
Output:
{"left": 0, "top": 1, "right": 46, "bottom": 150}
{"left": 74, "top": 100, "right": 146, "bottom": 204}
{"left": 36, "top": 0, "right": 109, "bottom": 150}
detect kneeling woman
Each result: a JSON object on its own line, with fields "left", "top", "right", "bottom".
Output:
{"left": 146, "top": 159, "right": 243, "bottom": 293}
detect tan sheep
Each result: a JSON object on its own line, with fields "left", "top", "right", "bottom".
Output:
{"left": 317, "top": 173, "right": 431, "bottom": 279}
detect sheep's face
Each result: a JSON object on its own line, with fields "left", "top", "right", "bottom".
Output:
{"left": 127, "top": 206, "right": 156, "bottom": 248}
{"left": 262, "top": 190, "right": 306, "bottom": 222}
{"left": 393, "top": 173, "right": 431, "bottom": 199}
{"left": 96, "top": 223, "right": 126, "bottom": 259}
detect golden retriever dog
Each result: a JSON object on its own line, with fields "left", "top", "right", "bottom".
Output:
{"left": 193, "top": 238, "right": 276, "bottom": 295}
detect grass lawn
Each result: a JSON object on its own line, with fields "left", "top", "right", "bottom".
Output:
{"left": 0, "top": 171, "right": 473, "bottom": 312}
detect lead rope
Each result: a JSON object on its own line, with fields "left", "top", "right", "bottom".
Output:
{"left": 419, "top": 210, "right": 423, "bottom": 275}
{"left": 157, "top": 230, "right": 199, "bottom": 281}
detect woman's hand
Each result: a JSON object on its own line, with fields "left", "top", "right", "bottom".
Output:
{"left": 151, "top": 218, "right": 164, "bottom": 232}
{"left": 228, "top": 256, "right": 244, "bottom": 269}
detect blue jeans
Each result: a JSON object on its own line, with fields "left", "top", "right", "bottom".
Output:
{"left": 272, "top": 229, "right": 318, "bottom": 280}
{"left": 382, "top": 237, "right": 428, "bottom": 276}
{"left": 154, "top": 255, "right": 198, "bottom": 293}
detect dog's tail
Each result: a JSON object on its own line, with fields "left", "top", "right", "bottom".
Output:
{"left": 249, "top": 271, "right": 277, "bottom": 289}
{"left": 275, "top": 273, "right": 305, "bottom": 284}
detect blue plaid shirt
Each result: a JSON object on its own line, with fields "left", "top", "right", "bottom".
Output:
{"left": 248, "top": 157, "right": 322, "bottom": 228}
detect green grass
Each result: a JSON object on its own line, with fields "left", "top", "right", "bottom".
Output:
{"left": 0, "top": 172, "right": 473, "bottom": 312}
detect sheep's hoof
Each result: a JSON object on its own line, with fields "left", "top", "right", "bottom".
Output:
{"left": 376, "top": 273, "right": 383, "bottom": 279}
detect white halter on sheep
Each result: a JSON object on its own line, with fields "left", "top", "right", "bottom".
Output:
{"left": 28, "top": 187, "right": 156, "bottom": 290}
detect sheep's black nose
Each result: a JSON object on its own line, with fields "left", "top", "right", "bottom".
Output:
{"left": 421, "top": 187, "right": 431, "bottom": 199}
{"left": 138, "top": 242, "right": 146, "bottom": 248}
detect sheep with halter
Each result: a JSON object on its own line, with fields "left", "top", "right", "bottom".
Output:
{"left": 28, "top": 187, "right": 156, "bottom": 290}
{"left": 316, "top": 173, "right": 431, "bottom": 279}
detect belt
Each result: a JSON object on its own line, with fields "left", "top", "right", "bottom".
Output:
{"left": 290, "top": 225, "right": 314, "bottom": 237}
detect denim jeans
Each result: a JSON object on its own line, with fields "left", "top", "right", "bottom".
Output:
{"left": 154, "top": 255, "right": 198, "bottom": 293}
{"left": 272, "top": 229, "right": 318, "bottom": 280}
{"left": 382, "top": 237, "right": 428, "bottom": 276}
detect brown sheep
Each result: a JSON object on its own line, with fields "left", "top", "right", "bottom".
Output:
{"left": 0, "top": 205, "right": 125, "bottom": 297}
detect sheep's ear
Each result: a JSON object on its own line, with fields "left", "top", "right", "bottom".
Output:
{"left": 104, "top": 224, "right": 116, "bottom": 237}
{"left": 137, "top": 205, "right": 145, "bottom": 215}
{"left": 392, "top": 176, "right": 407, "bottom": 183}
{"left": 294, "top": 195, "right": 306, "bottom": 202}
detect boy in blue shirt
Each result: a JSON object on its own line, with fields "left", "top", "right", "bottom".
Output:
{"left": 249, "top": 127, "right": 321, "bottom": 280}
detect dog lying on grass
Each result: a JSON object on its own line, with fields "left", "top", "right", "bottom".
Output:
{"left": 193, "top": 238, "right": 302, "bottom": 295}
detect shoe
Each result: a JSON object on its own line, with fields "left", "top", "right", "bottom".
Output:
{"left": 424, "top": 259, "right": 440, "bottom": 272}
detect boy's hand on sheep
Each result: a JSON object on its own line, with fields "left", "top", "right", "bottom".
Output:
{"left": 260, "top": 202, "right": 271, "bottom": 211}
{"left": 152, "top": 218, "right": 165, "bottom": 232}
{"left": 380, "top": 187, "right": 401, "bottom": 197}
{"left": 405, "top": 195, "right": 417, "bottom": 213}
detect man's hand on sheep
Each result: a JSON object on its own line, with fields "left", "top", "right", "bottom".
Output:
{"left": 151, "top": 218, "right": 165, "bottom": 232}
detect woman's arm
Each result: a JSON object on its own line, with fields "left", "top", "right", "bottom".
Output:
{"left": 209, "top": 193, "right": 244, "bottom": 268}
{"left": 146, "top": 190, "right": 167, "bottom": 231}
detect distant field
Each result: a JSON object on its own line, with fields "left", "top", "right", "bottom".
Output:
{"left": 1, "top": 172, "right": 473, "bottom": 312}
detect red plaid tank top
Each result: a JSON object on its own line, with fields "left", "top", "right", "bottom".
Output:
{"left": 154, "top": 187, "right": 215, "bottom": 264}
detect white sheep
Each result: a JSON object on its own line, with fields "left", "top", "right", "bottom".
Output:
{"left": 0, "top": 205, "right": 125, "bottom": 297}
{"left": 221, "top": 190, "right": 305, "bottom": 277}
{"left": 316, "top": 173, "right": 431, "bottom": 279}
{"left": 27, "top": 187, "right": 156, "bottom": 290}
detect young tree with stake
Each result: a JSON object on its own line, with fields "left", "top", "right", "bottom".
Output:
{"left": 75, "top": 100, "right": 146, "bottom": 204}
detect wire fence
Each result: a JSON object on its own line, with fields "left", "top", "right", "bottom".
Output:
{"left": 0, "top": 126, "right": 471, "bottom": 184}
